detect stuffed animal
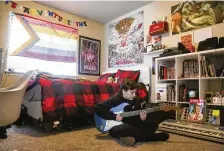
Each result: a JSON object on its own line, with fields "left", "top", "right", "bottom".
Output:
{"left": 107, "top": 77, "right": 114, "bottom": 83}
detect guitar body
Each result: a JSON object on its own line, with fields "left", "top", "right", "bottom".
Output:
{"left": 94, "top": 103, "right": 129, "bottom": 133}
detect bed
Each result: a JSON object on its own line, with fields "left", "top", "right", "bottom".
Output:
{"left": 21, "top": 66, "right": 150, "bottom": 130}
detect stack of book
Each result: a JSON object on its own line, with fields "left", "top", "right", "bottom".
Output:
{"left": 201, "top": 55, "right": 224, "bottom": 77}
{"left": 167, "top": 84, "right": 175, "bottom": 102}
{"left": 183, "top": 60, "right": 199, "bottom": 78}
{"left": 159, "top": 65, "right": 175, "bottom": 80}
{"left": 156, "top": 84, "right": 175, "bottom": 102}
{"left": 179, "top": 84, "right": 187, "bottom": 102}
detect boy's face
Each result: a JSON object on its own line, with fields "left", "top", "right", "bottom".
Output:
{"left": 122, "top": 89, "right": 137, "bottom": 100}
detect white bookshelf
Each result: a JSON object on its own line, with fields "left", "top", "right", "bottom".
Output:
{"left": 155, "top": 48, "right": 224, "bottom": 121}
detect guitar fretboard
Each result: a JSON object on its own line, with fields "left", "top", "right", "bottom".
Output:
{"left": 120, "top": 107, "right": 161, "bottom": 117}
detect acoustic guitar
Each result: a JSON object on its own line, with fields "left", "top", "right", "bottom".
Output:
{"left": 94, "top": 103, "right": 178, "bottom": 133}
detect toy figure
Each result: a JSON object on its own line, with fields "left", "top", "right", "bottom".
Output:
{"left": 107, "top": 77, "right": 114, "bottom": 83}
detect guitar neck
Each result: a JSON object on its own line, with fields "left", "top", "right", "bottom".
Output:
{"left": 120, "top": 107, "right": 161, "bottom": 118}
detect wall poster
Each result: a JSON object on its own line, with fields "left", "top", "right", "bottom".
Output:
{"left": 78, "top": 35, "right": 101, "bottom": 75}
{"left": 171, "top": 1, "right": 224, "bottom": 35}
{"left": 108, "top": 11, "right": 144, "bottom": 68}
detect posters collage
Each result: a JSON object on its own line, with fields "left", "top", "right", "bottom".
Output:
{"left": 108, "top": 1, "right": 224, "bottom": 69}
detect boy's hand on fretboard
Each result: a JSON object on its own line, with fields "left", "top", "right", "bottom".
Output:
{"left": 116, "top": 114, "right": 123, "bottom": 121}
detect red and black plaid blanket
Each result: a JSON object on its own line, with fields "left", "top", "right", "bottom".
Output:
{"left": 37, "top": 77, "right": 147, "bottom": 122}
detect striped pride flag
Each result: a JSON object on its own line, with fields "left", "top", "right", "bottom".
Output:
{"left": 10, "top": 14, "right": 78, "bottom": 63}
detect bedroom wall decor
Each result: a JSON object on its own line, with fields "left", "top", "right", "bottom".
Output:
{"left": 179, "top": 32, "right": 194, "bottom": 52}
{"left": 5, "top": 0, "right": 87, "bottom": 27}
{"left": 78, "top": 36, "right": 101, "bottom": 76}
{"left": 108, "top": 11, "right": 144, "bottom": 68}
{"left": 8, "top": 13, "right": 78, "bottom": 63}
{"left": 171, "top": 1, "right": 224, "bottom": 35}
{"left": 7, "top": 13, "right": 78, "bottom": 75}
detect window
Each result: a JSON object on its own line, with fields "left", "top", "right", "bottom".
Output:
{"left": 7, "top": 13, "right": 78, "bottom": 76}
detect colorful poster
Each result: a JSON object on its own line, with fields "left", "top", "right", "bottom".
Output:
{"left": 78, "top": 36, "right": 101, "bottom": 75}
{"left": 171, "top": 1, "right": 224, "bottom": 35}
{"left": 180, "top": 32, "right": 193, "bottom": 51}
{"left": 108, "top": 11, "right": 144, "bottom": 68}
{"left": 188, "top": 99, "right": 205, "bottom": 122}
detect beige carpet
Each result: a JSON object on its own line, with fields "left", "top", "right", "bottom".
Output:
{"left": 0, "top": 125, "right": 223, "bottom": 151}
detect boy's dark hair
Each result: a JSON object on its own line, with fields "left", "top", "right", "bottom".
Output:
{"left": 120, "top": 78, "right": 138, "bottom": 91}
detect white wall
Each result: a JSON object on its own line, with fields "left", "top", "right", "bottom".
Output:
{"left": 103, "top": 1, "right": 224, "bottom": 102}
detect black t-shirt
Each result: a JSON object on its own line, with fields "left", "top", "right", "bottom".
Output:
{"left": 94, "top": 93, "right": 144, "bottom": 125}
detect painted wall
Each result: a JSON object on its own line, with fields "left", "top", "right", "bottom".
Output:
{"left": 103, "top": 1, "right": 224, "bottom": 101}
{"left": 0, "top": 1, "right": 105, "bottom": 85}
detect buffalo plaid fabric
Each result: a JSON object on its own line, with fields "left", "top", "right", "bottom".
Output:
{"left": 114, "top": 69, "right": 140, "bottom": 84}
{"left": 38, "top": 77, "right": 147, "bottom": 122}
{"left": 97, "top": 73, "right": 116, "bottom": 82}
{"left": 39, "top": 78, "right": 120, "bottom": 122}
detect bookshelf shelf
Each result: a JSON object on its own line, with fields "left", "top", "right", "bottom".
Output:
{"left": 157, "top": 101, "right": 176, "bottom": 103}
{"left": 206, "top": 103, "right": 224, "bottom": 106}
{"left": 199, "top": 48, "right": 224, "bottom": 55}
{"left": 200, "top": 77, "right": 224, "bottom": 80}
{"left": 177, "top": 53, "right": 198, "bottom": 60}
{"left": 156, "top": 56, "right": 176, "bottom": 61}
{"left": 177, "top": 78, "right": 199, "bottom": 81}
{"left": 158, "top": 79, "right": 176, "bottom": 82}
{"left": 177, "top": 102, "right": 189, "bottom": 104}
{"left": 143, "top": 49, "right": 164, "bottom": 55}
{"left": 155, "top": 48, "right": 224, "bottom": 126}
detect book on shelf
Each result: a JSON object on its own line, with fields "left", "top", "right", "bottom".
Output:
{"left": 201, "top": 55, "right": 224, "bottom": 78}
{"left": 159, "top": 65, "right": 175, "bottom": 80}
{"left": 206, "top": 109, "right": 220, "bottom": 125}
{"left": 179, "top": 84, "right": 189, "bottom": 102}
{"left": 167, "top": 84, "right": 175, "bottom": 102}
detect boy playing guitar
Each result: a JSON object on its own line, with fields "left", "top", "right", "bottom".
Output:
{"left": 94, "top": 79, "right": 176, "bottom": 146}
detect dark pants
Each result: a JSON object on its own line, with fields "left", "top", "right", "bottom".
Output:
{"left": 0, "top": 126, "right": 7, "bottom": 139}
{"left": 109, "top": 110, "right": 173, "bottom": 142}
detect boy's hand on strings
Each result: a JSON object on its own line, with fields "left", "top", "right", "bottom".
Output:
{"left": 140, "top": 110, "right": 147, "bottom": 121}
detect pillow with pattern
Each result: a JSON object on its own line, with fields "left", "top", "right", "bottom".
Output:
{"left": 97, "top": 73, "right": 116, "bottom": 82}
{"left": 114, "top": 69, "right": 140, "bottom": 84}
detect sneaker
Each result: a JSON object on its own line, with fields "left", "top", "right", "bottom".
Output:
{"left": 0, "top": 134, "right": 7, "bottom": 139}
{"left": 155, "top": 132, "right": 170, "bottom": 141}
{"left": 148, "top": 132, "right": 170, "bottom": 142}
{"left": 0, "top": 127, "right": 7, "bottom": 139}
{"left": 120, "top": 136, "right": 136, "bottom": 146}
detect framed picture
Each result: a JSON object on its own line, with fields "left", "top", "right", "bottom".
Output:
{"left": 78, "top": 35, "right": 101, "bottom": 75}
{"left": 146, "top": 44, "right": 153, "bottom": 53}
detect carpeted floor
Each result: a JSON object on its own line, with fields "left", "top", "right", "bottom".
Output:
{"left": 0, "top": 125, "right": 223, "bottom": 151}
